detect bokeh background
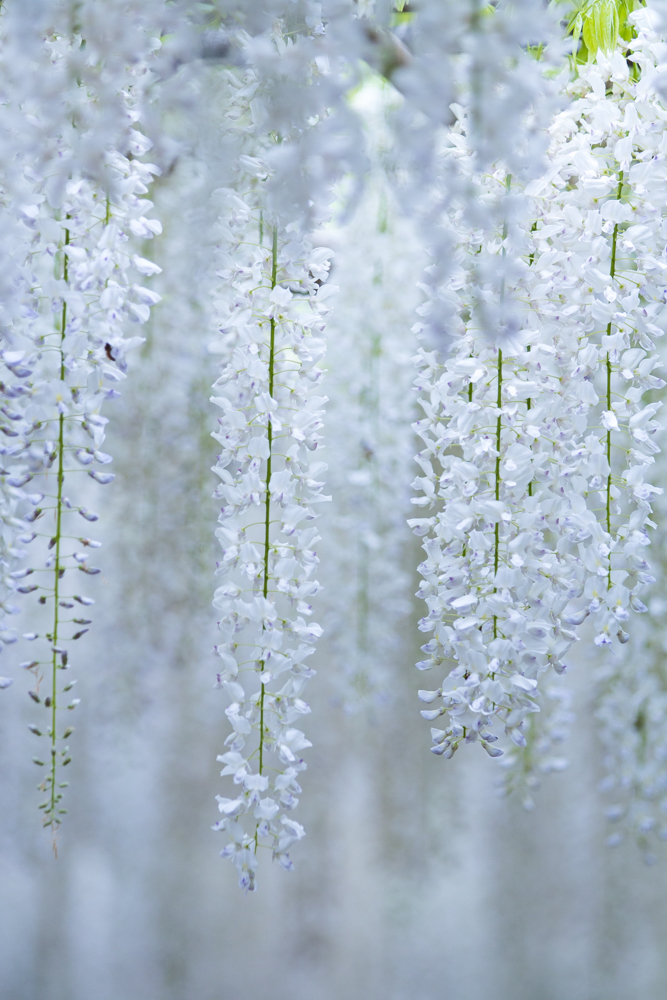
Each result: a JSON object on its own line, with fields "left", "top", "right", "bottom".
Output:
{"left": 1, "top": 79, "right": 667, "bottom": 1000}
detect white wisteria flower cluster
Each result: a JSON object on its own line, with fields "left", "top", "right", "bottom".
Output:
{"left": 5, "top": 0, "right": 667, "bottom": 883}
{"left": 410, "top": 4, "right": 667, "bottom": 783}
{"left": 594, "top": 1, "right": 667, "bottom": 849}
{"left": 207, "top": 62, "right": 335, "bottom": 889}
{"left": 210, "top": 213, "right": 334, "bottom": 887}
{"left": 0, "top": 9, "right": 162, "bottom": 834}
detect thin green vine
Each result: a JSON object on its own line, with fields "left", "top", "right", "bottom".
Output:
{"left": 254, "top": 225, "right": 278, "bottom": 853}
{"left": 606, "top": 171, "right": 623, "bottom": 586}
{"left": 492, "top": 175, "right": 511, "bottom": 642}
{"left": 527, "top": 344, "right": 533, "bottom": 496}
{"left": 44, "top": 223, "right": 70, "bottom": 847}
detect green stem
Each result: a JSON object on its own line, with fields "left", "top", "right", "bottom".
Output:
{"left": 493, "top": 174, "right": 511, "bottom": 629}
{"left": 48, "top": 225, "right": 69, "bottom": 833}
{"left": 258, "top": 226, "right": 278, "bottom": 780}
{"left": 605, "top": 171, "right": 623, "bottom": 587}
{"left": 610, "top": 173, "right": 623, "bottom": 277}
{"left": 528, "top": 220, "right": 538, "bottom": 267}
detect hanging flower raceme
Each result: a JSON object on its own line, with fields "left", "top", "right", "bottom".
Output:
{"left": 410, "top": 311, "right": 583, "bottom": 764}
{"left": 209, "top": 131, "right": 334, "bottom": 888}
{"left": 408, "top": 107, "right": 584, "bottom": 767}
{"left": 410, "top": 4, "right": 666, "bottom": 776}
{"left": 23, "top": 155, "right": 161, "bottom": 835}
{"left": 0, "top": 17, "right": 162, "bottom": 835}
{"left": 591, "top": 0, "right": 667, "bottom": 862}
{"left": 201, "top": 12, "right": 345, "bottom": 889}
{"left": 520, "top": 17, "right": 665, "bottom": 656}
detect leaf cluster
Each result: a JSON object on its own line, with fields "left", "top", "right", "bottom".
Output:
{"left": 565, "top": 0, "right": 642, "bottom": 60}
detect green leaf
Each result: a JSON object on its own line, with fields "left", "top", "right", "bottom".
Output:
{"left": 565, "top": 0, "right": 640, "bottom": 64}
{"left": 581, "top": 0, "right": 619, "bottom": 56}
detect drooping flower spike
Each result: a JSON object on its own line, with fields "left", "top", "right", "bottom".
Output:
{"left": 0, "top": 10, "right": 162, "bottom": 837}
{"left": 411, "top": 3, "right": 665, "bottom": 784}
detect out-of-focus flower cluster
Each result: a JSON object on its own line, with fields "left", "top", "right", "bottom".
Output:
{"left": 319, "top": 80, "right": 420, "bottom": 714}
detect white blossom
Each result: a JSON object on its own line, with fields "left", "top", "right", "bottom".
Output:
{"left": 208, "top": 61, "right": 334, "bottom": 889}
{"left": 0, "top": 9, "right": 162, "bottom": 833}
{"left": 410, "top": 5, "right": 666, "bottom": 775}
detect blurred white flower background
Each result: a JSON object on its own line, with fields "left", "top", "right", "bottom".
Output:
{"left": 3, "top": 2, "right": 667, "bottom": 998}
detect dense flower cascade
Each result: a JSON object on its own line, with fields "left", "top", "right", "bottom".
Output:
{"left": 501, "top": 4, "right": 667, "bottom": 798}
{"left": 208, "top": 58, "right": 335, "bottom": 887}
{"left": 410, "top": 3, "right": 666, "bottom": 775}
{"left": 409, "top": 142, "right": 586, "bottom": 770}
{"left": 524, "top": 12, "right": 665, "bottom": 642}
{"left": 210, "top": 207, "right": 334, "bottom": 889}
{"left": 410, "top": 263, "right": 584, "bottom": 765}
{"left": 25, "top": 160, "right": 161, "bottom": 837}
{"left": 4, "top": 0, "right": 667, "bottom": 870}
{"left": 0, "top": 17, "right": 162, "bottom": 836}
{"left": 593, "top": 1, "right": 667, "bottom": 852}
